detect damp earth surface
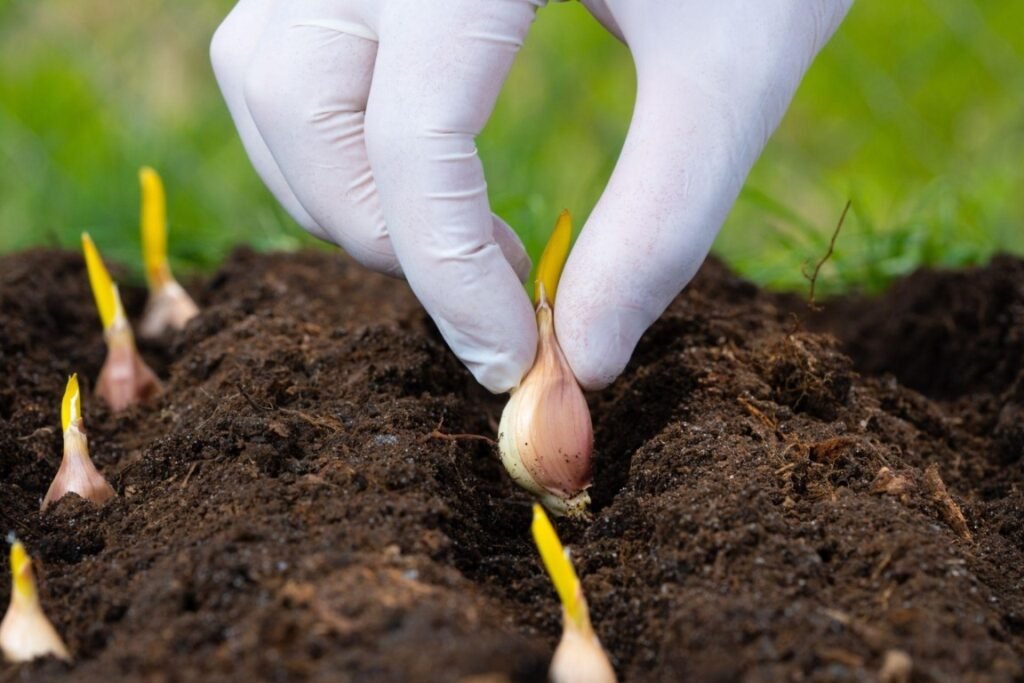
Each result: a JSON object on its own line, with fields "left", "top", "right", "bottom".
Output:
{"left": 1, "top": 248, "right": 1022, "bottom": 682}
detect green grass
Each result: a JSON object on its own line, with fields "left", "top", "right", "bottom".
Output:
{"left": 2, "top": 0, "right": 1022, "bottom": 296}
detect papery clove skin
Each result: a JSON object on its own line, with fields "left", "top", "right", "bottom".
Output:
{"left": 42, "top": 374, "right": 115, "bottom": 511}
{"left": 138, "top": 167, "right": 199, "bottom": 338}
{"left": 95, "top": 321, "right": 163, "bottom": 412}
{"left": 42, "top": 419, "right": 116, "bottom": 511}
{"left": 0, "top": 540, "right": 71, "bottom": 663}
{"left": 140, "top": 281, "right": 199, "bottom": 338}
{"left": 550, "top": 618, "right": 616, "bottom": 683}
{"left": 498, "top": 294, "right": 593, "bottom": 517}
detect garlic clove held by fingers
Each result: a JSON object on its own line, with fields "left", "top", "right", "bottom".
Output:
{"left": 499, "top": 291, "right": 593, "bottom": 517}
{"left": 499, "top": 211, "right": 594, "bottom": 517}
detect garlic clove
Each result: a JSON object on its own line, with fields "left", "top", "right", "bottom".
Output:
{"left": 42, "top": 420, "right": 115, "bottom": 511}
{"left": 43, "top": 374, "right": 116, "bottom": 511}
{"left": 531, "top": 504, "right": 616, "bottom": 683}
{"left": 499, "top": 211, "right": 595, "bottom": 516}
{"left": 138, "top": 167, "right": 199, "bottom": 338}
{"left": 550, "top": 619, "right": 616, "bottom": 683}
{"left": 83, "top": 233, "right": 164, "bottom": 411}
{"left": 0, "top": 540, "right": 71, "bottom": 663}
{"left": 95, "top": 323, "right": 162, "bottom": 412}
{"left": 139, "top": 280, "right": 199, "bottom": 339}
{"left": 499, "top": 298, "right": 593, "bottom": 517}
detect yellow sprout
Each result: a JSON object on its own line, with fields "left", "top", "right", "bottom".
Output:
{"left": 138, "top": 166, "right": 200, "bottom": 338}
{"left": 531, "top": 504, "right": 614, "bottom": 682}
{"left": 531, "top": 503, "right": 587, "bottom": 630}
{"left": 534, "top": 210, "right": 573, "bottom": 307}
{"left": 139, "top": 167, "right": 171, "bottom": 290}
{"left": 9, "top": 542, "right": 35, "bottom": 603}
{"left": 82, "top": 233, "right": 126, "bottom": 332}
{"left": 60, "top": 374, "right": 80, "bottom": 433}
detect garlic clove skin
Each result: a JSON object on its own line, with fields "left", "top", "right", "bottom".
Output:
{"left": 0, "top": 602, "right": 72, "bottom": 663}
{"left": 0, "top": 542, "right": 71, "bottom": 663}
{"left": 139, "top": 280, "right": 198, "bottom": 339}
{"left": 499, "top": 300, "right": 593, "bottom": 517}
{"left": 42, "top": 418, "right": 115, "bottom": 511}
{"left": 496, "top": 423, "right": 590, "bottom": 516}
{"left": 550, "top": 617, "right": 616, "bottom": 683}
{"left": 96, "top": 322, "right": 162, "bottom": 412}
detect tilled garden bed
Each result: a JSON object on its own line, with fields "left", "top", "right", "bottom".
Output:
{"left": 1, "top": 248, "right": 1021, "bottom": 682}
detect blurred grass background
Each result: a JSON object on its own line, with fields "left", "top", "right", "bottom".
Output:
{"left": 1, "top": 0, "right": 1022, "bottom": 296}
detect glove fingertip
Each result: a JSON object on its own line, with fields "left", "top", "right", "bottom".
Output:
{"left": 456, "top": 321, "right": 538, "bottom": 394}
{"left": 556, "top": 301, "right": 654, "bottom": 391}
{"left": 491, "top": 215, "right": 532, "bottom": 283}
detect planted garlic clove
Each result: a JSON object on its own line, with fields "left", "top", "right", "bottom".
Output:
{"left": 499, "top": 297, "right": 593, "bottom": 517}
{"left": 95, "top": 323, "right": 163, "bottom": 412}
{"left": 531, "top": 505, "right": 615, "bottom": 683}
{"left": 138, "top": 167, "right": 199, "bottom": 338}
{"left": 42, "top": 424, "right": 116, "bottom": 510}
{"left": 551, "top": 621, "right": 616, "bottom": 683}
{"left": 0, "top": 539, "right": 71, "bottom": 663}
{"left": 82, "top": 233, "right": 163, "bottom": 411}
{"left": 42, "top": 375, "right": 115, "bottom": 511}
{"left": 139, "top": 281, "right": 199, "bottom": 339}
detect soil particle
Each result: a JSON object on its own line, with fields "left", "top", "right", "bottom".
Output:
{"left": 1, "top": 248, "right": 1023, "bottom": 681}
{"left": 922, "top": 464, "right": 972, "bottom": 541}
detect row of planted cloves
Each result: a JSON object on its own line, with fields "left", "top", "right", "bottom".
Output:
{"left": 1, "top": 168, "right": 199, "bottom": 663}
{"left": 2, "top": 191, "right": 617, "bottom": 681}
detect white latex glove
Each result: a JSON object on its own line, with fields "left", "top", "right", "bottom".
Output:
{"left": 211, "top": 0, "right": 852, "bottom": 393}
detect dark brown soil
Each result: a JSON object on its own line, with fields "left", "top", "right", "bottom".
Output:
{"left": 0, "top": 248, "right": 1022, "bottom": 682}
{"left": 798, "top": 254, "right": 1024, "bottom": 401}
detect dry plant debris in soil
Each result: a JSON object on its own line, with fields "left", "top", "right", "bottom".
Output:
{"left": 0, "top": 247, "right": 1022, "bottom": 682}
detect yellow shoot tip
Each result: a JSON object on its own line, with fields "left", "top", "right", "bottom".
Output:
{"left": 10, "top": 540, "right": 36, "bottom": 601}
{"left": 82, "top": 233, "right": 125, "bottom": 332}
{"left": 139, "top": 166, "right": 171, "bottom": 290}
{"left": 531, "top": 503, "right": 587, "bottom": 630}
{"left": 534, "top": 210, "right": 572, "bottom": 307}
{"left": 61, "top": 374, "right": 80, "bottom": 432}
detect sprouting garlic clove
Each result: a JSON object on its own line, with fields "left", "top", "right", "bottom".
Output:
{"left": 82, "top": 233, "right": 164, "bottom": 411}
{"left": 43, "top": 373, "right": 115, "bottom": 511}
{"left": 138, "top": 167, "right": 199, "bottom": 339}
{"left": 0, "top": 540, "right": 71, "bottom": 663}
{"left": 531, "top": 504, "right": 616, "bottom": 682}
{"left": 42, "top": 418, "right": 115, "bottom": 512}
{"left": 95, "top": 322, "right": 162, "bottom": 412}
{"left": 139, "top": 280, "right": 199, "bottom": 339}
{"left": 550, "top": 616, "right": 616, "bottom": 683}
{"left": 499, "top": 297, "right": 593, "bottom": 517}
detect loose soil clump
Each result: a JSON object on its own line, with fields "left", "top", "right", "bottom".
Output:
{"left": 1, "top": 248, "right": 1022, "bottom": 682}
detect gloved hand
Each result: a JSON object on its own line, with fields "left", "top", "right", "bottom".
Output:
{"left": 211, "top": 0, "right": 852, "bottom": 393}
